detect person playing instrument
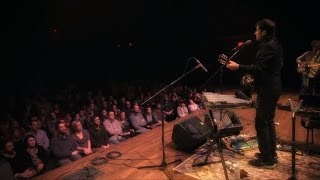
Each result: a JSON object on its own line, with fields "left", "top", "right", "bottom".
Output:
{"left": 225, "top": 19, "right": 283, "bottom": 169}
{"left": 296, "top": 40, "right": 320, "bottom": 96}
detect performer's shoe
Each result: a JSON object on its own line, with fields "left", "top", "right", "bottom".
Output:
{"left": 248, "top": 158, "right": 277, "bottom": 169}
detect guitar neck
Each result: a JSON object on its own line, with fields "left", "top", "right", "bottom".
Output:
{"left": 308, "top": 63, "right": 320, "bottom": 67}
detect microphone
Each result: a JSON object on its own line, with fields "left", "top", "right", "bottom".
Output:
{"left": 195, "top": 59, "right": 208, "bottom": 72}
{"left": 232, "top": 40, "right": 252, "bottom": 51}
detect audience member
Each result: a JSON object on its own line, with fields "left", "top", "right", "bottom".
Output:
{"left": 103, "top": 111, "right": 130, "bottom": 144}
{"left": 177, "top": 101, "right": 189, "bottom": 118}
{"left": 129, "top": 104, "right": 151, "bottom": 133}
{"left": 88, "top": 115, "right": 110, "bottom": 151}
{"left": 71, "top": 120, "right": 92, "bottom": 156}
{"left": 26, "top": 119, "right": 50, "bottom": 151}
{"left": 50, "top": 121, "right": 81, "bottom": 167}
{"left": 187, "top": 99, "right": 200, "bottom": 112}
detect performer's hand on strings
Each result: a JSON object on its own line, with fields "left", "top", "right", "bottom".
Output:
{"left": 226, "top": 60, "right": 239, "bottom": 70}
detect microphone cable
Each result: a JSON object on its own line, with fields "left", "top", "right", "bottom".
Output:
{"left": 91, "top": 157, "right": 108, "bottom": 166}
{"left": 91, "top": 151, "right": 122, "bottom": 166}
{"left": 106, "top": 151, "right": 122, "bottom": 159}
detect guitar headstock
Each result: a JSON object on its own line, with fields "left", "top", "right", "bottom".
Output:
{"left": 218, "top": 54, "right": 229, "bottom": 65}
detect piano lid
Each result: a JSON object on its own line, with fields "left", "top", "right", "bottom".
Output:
{"left": 201, "top": 92, "right": 252, "bottom": 109}
{"left": 299, "top": 95, "right": 320, "bottom": 108}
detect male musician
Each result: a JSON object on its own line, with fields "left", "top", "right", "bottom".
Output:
{"left": 226, "top": 19, "right": 283, "bottom": 169}
{"left": 296, "top": 40, "right": 320, "bottom": 96}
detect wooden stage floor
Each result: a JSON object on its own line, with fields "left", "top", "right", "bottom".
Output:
{"left": 35, "top": 91, "right": 320, "bottom": 180}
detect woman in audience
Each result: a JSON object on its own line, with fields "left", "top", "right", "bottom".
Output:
{"left": 71, "top": 120, "right": 92, "bottom": 156}
{"left": 153, "top": 102, "right": 166, "bottom": 123}
{"left": 2, "top": 136, "right": 47, "bottom": 179}
{"left": 144, "top": 106, "right": 161, "bottom": 128}
{"left": 21, "top": 134, "right": 48, "bottom": 177}
{"left": 73, "top": 113, "right": 82, "bottom": 124}
{"left": 88, "top": 115, "right": 110, "bottom": 151}
{"left": 78, "top": 110, "right": 87, "bottom": 126}
{"left": 177, "top": 101, "right": 189, "bottom": 118}
{"left": 112, "top": 104, "right": 120, "bottom": 117}
{"left": 118, "top": 111, "right": 131, "bottom": 132}
{"left": 101, "top": 109, "right": 109, "bottom": 122}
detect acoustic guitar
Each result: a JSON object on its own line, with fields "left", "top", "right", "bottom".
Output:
{"left": 217, "top": 54, "right": 229, "bottom": 65}
{"left": 297, "top": 50, "right": 320, "bottom": 78}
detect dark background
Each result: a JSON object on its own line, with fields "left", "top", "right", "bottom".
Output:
{"left": 1, "top": 0, "right": 319, "bottom": 96}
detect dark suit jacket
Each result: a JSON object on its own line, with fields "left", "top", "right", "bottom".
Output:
{"left": 238, "top": 37, "right": 283, "bottom": 95}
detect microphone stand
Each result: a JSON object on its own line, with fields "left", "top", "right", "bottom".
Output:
{"left": 219, "top": 67, "right": 224, "bottom": 94}
{"left": 195, "top": 49, "right": 241, "bottom": 180}
{"left": 288, "top": 99, "right": 303, "bottom": 180}
{"left": 137, "top": 63, "right": 204, "bottom": 179}
{"left": 198, "top": 49, "right": 240, "bottom": 92}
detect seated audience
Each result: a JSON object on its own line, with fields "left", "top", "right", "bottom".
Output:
{"left": 144, "top": 106, "right": 162, "bottom": 128}
{"left": 177, "top": 101, "right": 189, "bottom": 118}
{"left": 50, "top": 121, "right": 81, "bottom": 167}
{"left": 152, "top": 103, "right": 166, "bottom": 123}
{"left": 71, "top": 120, "right": 92, "bottom": 156}
{"left": 1, "top": 139, "right": 35, "bottom": 179}
{"left": 21, "top": 134, "right": 49, "bottom": 177}
{"left": 104, "top": 111, "right": 130, "bottom": 144}
{"left": 162, "top": 95, "right": 176, "bottom": 122}
{"left": 118, "top": 111, "right": 133, "bottom": 132}
{"left": 88, "top": 115, "right": 110, "bottom": 151}
{"left": 187, "top": 99, "right": 200, "bottom": 112}
{"left": 129, "top": 105, "right": 151, "bottom": 134}
{"left": 26, "top": 119, "right": 50, "bottom": 151}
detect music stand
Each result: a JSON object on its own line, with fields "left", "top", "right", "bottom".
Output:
{"left": 193, "top": 108, "right": 244, "bottom": 180}
{"left": 195, "top": 50, "right": 243, "bottom": 180}
{"left": 137, "top": 61, "right": 204, "bottom": 179}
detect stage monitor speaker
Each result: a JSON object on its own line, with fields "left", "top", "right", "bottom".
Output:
{"left": 172, "top": 116, "right": 211, "bottom": 152}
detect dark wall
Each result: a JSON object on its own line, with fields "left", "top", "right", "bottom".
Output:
{"left": 1, "top": 0, "right": 319, "bottom": 96}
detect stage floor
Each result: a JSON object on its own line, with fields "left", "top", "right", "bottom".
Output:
{"left": 35, "top": 91, "right": 320, "bottom": 180}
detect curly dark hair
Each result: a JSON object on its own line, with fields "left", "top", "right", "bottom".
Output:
{"left": 23, "top": 134, "right": 38, "bottom": 147}
{"left": 256, "top": 18, "right": 276, "bottom": 38}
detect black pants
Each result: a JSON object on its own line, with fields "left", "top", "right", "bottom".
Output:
{"left": 255, "top": 89, "right": 280, "bottom": 162}
{"left": 301, "top": 75, "right": 320, "bottom": 95}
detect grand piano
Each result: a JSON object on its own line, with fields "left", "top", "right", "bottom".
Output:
{"left": 277, "top": 95, "right": 320, "bottom": 118}
{"left": 277, "top": 95, "right": 320, "bottom": 154}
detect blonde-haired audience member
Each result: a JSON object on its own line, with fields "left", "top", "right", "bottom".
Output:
{"left": 71, "top": 120, "right": 92, "bottom": 156}
{"left": 177, "top": 101, "right": 189, "bottom": 118}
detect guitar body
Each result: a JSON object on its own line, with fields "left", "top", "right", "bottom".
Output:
{"left": 297, "top": 50, "right": 320, "bottom": 78}
{"left": 307, "top": 63, "right": 320, "bottom": 78}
